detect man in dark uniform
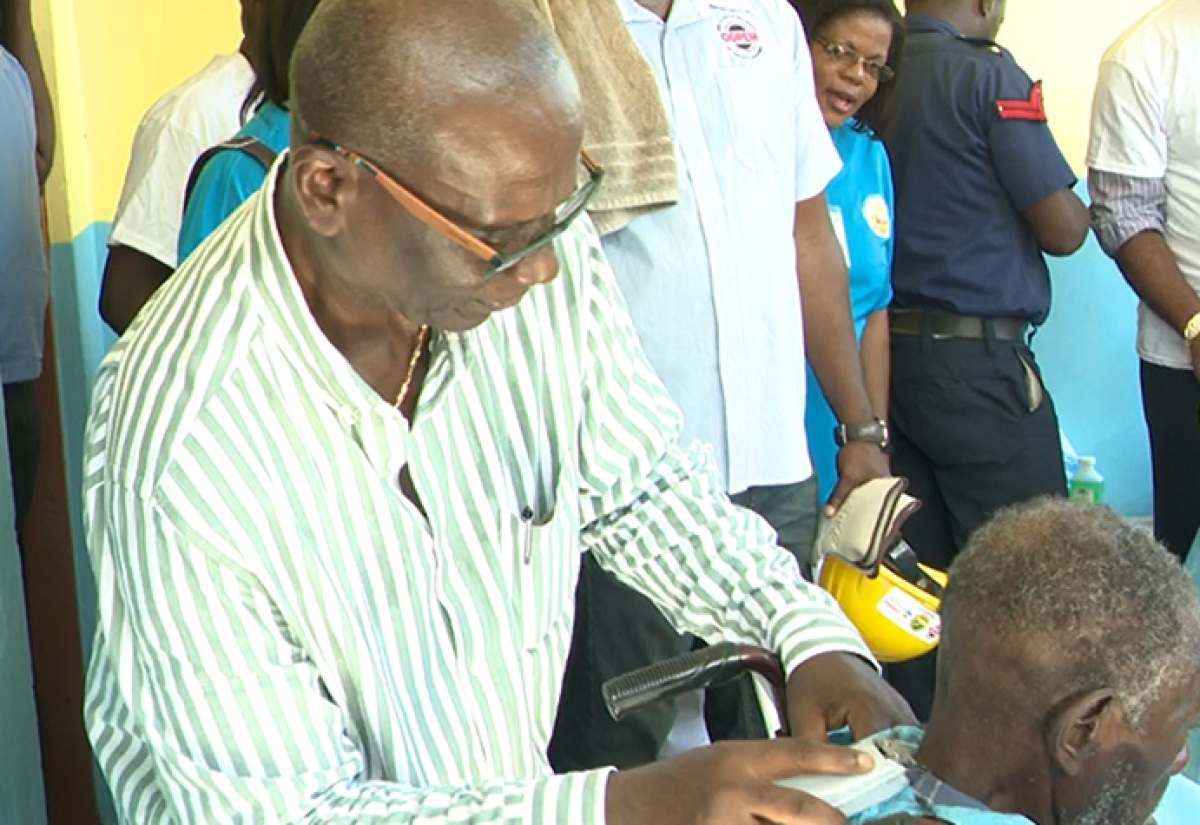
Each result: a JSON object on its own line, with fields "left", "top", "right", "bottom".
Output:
{"left": 881, "top": 0, "right": 1090, "bottom": 719}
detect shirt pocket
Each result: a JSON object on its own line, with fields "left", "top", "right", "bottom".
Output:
{"left": 514, "top": 472, "right": 581, "bottom": 651}
{"left": 714, "top": 65, "right": 775, "bottom": 171}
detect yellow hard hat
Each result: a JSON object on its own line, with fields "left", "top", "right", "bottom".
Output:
{"left": 818, "top": 547, "right": 948, "bottom": 664}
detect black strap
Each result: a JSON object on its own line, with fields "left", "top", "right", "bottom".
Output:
{"left": 884, "top": 543, "right": 945, "bottom": 599}
{"left": 183, "top": 136, "right": 279, "bottom": 215}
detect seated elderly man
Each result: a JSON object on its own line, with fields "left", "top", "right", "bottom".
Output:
{"left": 849, "top": 498, "right": 1200, "bottom": 825}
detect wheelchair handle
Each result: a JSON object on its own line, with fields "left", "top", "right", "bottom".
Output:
{"left": 601, "top": 642, "right": 790, "bottom": 736}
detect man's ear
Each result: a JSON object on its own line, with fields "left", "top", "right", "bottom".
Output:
{"left": 976, "top": 0, "right": 997, "bottom": 22}
{"left": 287, "top": 145, "right": 354, "bottom": 239}
{"left": 1045, "top": 689, "right": 1120, "bottom": 777}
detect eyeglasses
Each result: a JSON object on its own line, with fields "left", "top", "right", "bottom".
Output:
{"left": 812, "top": 36, "right": 895, "bottom": 84}
{"left": 308, "top": 131, "right": 605, "bottom": 277}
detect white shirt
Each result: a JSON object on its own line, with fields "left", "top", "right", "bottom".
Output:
{"left": 1087, "top": 0, "right": 1200, "bottom": 370}
{"left": 108, "top": 52, "right": 254, "bottom": 269}
{"left": 602, "top": 0, "right": 841, "bottom": 495}
{"left": 84, "top": 160, "right": 871, "bottom": 823}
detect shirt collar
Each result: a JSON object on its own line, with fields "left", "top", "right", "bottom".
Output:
{"left": 907, "top": 766, "right": 994, "bottom": 812}
{"left": 905, "top": 14, "right": 964, "bottom": 37}
{"left": 615, "top": 0, "right": 718, "bottom": 28}
{"left": 244, "top": 154, "right": 474, "bottom": 420}
{"left": 872, "top": 727, "right": 994, "bottom": 813}
{"left": 250, "top": 99, "right": 290, "bottom": 132}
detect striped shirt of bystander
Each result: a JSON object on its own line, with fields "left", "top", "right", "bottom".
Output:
{"left": 83, "top": 159, "right": 872, "bottom": 824}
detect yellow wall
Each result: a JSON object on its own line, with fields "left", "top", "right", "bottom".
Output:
{"left": 35, "top": 0, "right": 240, "bottom": 242}
{"left": 896, "top": 0, "right": 1159, "bottom": 173}
{"left": 1000, "top": 0, "right": 1158, "bottom": 172}
{"left": 25, "top": 5, "right": 242, "bottom": 819}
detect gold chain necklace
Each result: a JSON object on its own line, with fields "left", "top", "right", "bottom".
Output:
{"left": 393, "top": 325, "right": 430, "bottom": 410}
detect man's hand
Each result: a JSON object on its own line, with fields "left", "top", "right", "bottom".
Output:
{"left": 826, "top": 442, "right": 891, "bottom": 517}
{"left": 605, "top": 737, "right": 872, "bottom": 825}
{"left": 786, "top": 652, "right": 916, "bottom": 742}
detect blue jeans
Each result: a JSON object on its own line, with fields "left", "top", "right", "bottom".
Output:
{"left": 547, "top": 477, "right": 819, "bottom": 770}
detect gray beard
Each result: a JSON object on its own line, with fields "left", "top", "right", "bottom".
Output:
{"left": 1057, "top": 760, "right": 1150, "bottom": 825}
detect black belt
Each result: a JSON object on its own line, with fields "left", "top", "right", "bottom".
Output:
{"left": 890, "top": 309, "right": 1028, "bottom": 341}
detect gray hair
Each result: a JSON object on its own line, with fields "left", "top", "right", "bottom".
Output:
{"left": 942, "top": 498, "right": 1200, "bottom": 728}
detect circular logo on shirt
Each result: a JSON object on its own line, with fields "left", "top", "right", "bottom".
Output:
{"left": 718, "top": 15, "right": 763, "bottom": 60}
{"left": 863, "top": 194, "right": 891, "bottom": 240}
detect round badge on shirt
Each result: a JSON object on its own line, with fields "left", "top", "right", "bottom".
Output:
{"left": 718, "top": 14, "right": 763, "bottom": 60}
{"left": 863, "top": 194, "right": 891, "bottom": 240}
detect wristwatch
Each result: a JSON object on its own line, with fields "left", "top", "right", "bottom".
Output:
{"left": 1183, "top": 311, "right": 1200, "bottom": 343}
{"left": 834, "top": 418, "right": 891, "bottom": 452}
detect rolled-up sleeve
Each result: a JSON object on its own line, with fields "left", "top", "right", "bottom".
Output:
{"left": 790, "top": 13, "right": 841, "bottom": 203}
{"left": 1087, "top": 54, "right": 1169, "bottom": 258}
{"left": 1088, "top": 168, "right": 1166, "bottom": 257}
{"left": 574, "top": 232, "right": 873, "bottom": 678}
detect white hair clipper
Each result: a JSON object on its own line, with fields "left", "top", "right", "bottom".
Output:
{"left": 774, "top": 737, "right": 910, "bottom": 817}
{"left": 602, "top": 645, "right": 911, "bottom": 816}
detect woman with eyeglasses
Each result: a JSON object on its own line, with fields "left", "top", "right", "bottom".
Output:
{"left": 790, "top": 0, "right": 904, "bottom": 505}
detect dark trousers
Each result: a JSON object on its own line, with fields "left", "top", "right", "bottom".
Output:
{"left": 704, "top": 480, "right": 818, "bottom": 742}
{"left": 1141, "top": 360, "right": 1200, "bottom": 563}
{"left": 547, "top": 477, "right": 818, "bottom": 770}
{"left": 884, "top": 333, "right": 1065, "bottom": 720}
{"left": 4, "top": 380, "right": 40, "bottom": 555}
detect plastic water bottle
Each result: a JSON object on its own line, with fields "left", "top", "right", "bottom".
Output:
{"left": 1069, "top": 456, "right": 1105, "bottom": 504}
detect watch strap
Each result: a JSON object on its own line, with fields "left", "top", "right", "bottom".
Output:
{"left": 835, "top": 418, "right": 890, "bottom": 449}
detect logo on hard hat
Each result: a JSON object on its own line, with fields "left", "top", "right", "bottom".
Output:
{"left": 718, "top": 15, "right": 763, "bottom": 60}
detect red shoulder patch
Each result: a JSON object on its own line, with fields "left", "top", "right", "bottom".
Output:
{"left": 996, "top": 80, "right": 1047, "bottom": 122}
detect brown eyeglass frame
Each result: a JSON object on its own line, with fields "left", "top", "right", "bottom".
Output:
{"left": 308, "top": 131, "right": 604, "bottom": 277}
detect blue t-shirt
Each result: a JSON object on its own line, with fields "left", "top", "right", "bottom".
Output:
{"left": 804, "top": 121, "right": 894, "bottom": 502}
{"left": 177, "top": 101, "right": 290, "bottom": 263}
{"left": 0, "top": 48, "right": 49, "bottom": 385}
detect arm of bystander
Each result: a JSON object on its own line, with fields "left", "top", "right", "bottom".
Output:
{"left": 795, "top": 194, "right": 891, "bottom": 514}
{"left": 1088, "top": 55, "right": 1200, "bottom": 381}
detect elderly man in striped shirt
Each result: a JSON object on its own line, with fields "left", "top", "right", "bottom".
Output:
{"left": 81, "top": 0, "right": 912, "bottom": 822}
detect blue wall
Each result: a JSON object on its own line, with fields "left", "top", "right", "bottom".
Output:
{"left": 48, "top": 221, "right": 118, "bottom": 824}
{"left": 48, "top": 221, "right": 114, "bottom": 666}
{"left": 1034, "top": 184, "right": 1150, "bottom": 517}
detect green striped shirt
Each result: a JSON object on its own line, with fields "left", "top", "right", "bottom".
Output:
{"left": 83, "top": 163, "right": 871, "bottom": 824}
